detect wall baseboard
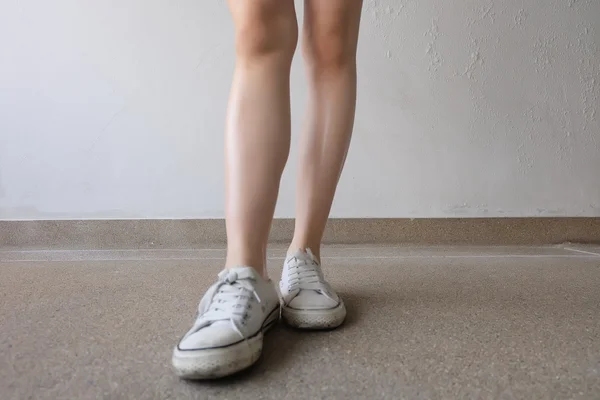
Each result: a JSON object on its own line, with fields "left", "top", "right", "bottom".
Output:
{"left": 1, "top": 218, "right": 599, "bottom": 250}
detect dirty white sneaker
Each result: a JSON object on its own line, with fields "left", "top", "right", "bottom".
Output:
{"left": 172, "top": 266, "right": 280, "bottom": 379}
{"left": 279, "top": 249, "right": 346, "bottom": 329}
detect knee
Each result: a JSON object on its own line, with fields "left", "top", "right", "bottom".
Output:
{"left": 234, "top": 4, "right": 298, "bottom": 61}
{"left": 303, "top": 28, "right": 357, "bottom": 73}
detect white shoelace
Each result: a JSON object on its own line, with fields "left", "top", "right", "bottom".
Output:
{"left": 197, "top": 270, "right": 262, "bottom": 339}
{"left": 285, "top": 250, "right": 332, "bottom": 296}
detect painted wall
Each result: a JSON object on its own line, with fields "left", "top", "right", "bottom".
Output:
{"left": 0, "top": 0, "right": 599, "bottom": 220}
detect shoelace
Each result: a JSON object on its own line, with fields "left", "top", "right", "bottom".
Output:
{"left": 197, "top": 270, "right": 262, "bottom": 339}
{"left": 286, "top": 255, "right": 327, "bottom": 292}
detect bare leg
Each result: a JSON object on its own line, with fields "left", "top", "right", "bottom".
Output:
{"left": 225, "top": 0, "right": 298, "bottom": 276}
{"left": 289, "top": 0, "right": 363, "bottom": 261}
{"left": 172, "top": 1, "right": 298, "bottom": 379}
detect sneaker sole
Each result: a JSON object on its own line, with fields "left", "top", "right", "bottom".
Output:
{"left": 172, "top": 307, "right": 279, "bottom": 380}
{"left": 281, "top": 301, "right": 346, "bottom": 330}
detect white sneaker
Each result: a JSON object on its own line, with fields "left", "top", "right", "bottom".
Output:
{"left": 279, "top": 249, "right": 346, "bottom": 329}
{"left": 172, "top": 266, "right": 280, "bottom": 379}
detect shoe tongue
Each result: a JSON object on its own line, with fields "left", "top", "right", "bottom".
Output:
{"left": 288, "top": 249, "right": 317, "bottom": 264}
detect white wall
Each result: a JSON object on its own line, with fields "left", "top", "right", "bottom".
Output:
{"left": 1, "top": 0, "right": 599, "bottom": 220}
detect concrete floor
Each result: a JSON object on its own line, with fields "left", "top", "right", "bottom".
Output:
{"left": 1, "top": 245, "right": 600, "bottom": 399}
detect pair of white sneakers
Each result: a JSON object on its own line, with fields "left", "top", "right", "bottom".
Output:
{"left": 172, "top": 249, "right": 346, "bottom": 379}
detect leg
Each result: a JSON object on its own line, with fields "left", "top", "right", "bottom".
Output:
{"left": 172, "top": 1, "right": 297, "bottom": 379}
{"left": 279, "top": 1, "right": 362, "bottom": 330}
{"left": 289, "top": 0, "right": 363, "bottom": 261}
{"left": 225, "top": 0, "right": 298, "bottom": 276}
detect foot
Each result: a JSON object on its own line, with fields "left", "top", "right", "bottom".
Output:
{"left": 279, "top": 249, "right": 346, "bottom": 329}
{"left": 172, "top": 266, "right": 280, "bottom": 379}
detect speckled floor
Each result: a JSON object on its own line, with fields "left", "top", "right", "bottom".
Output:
{"left": 2, "top": 245, "right": 600, "bottom": 399}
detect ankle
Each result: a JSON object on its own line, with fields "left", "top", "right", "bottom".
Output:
{"left": 225, "top": 251, "right": 267, "bottom": 279}
{"left": 226, "top": 264, "right": 268, "bottom": 280}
